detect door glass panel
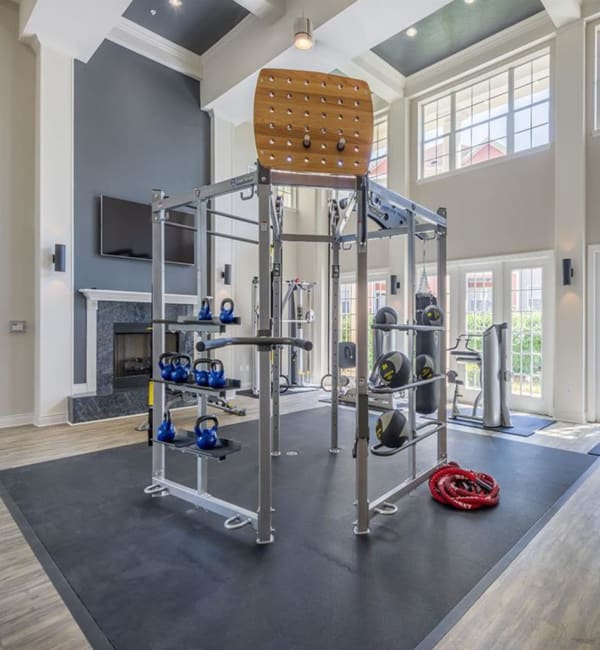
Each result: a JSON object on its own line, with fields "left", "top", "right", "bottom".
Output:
{"left": 340, "top": 280, "right": 387, "bottom": 376}
{"left": 511, "top": 267, "right": 543, "bottom": 397}
{"left": 465, "top": 271, "right": 494, "bottom": 389}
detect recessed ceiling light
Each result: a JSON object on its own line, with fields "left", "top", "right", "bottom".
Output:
{"left": 465, "top": 0, "right": 476, "bottom": 4}
{"left": 150, "top": 8, "right": 157, "bottom": 15}
{"left": 406, "top": 27, "right": 418, "bottom": 37}
{"left": 169, "top": 0, "right": 183, "bottom": 7}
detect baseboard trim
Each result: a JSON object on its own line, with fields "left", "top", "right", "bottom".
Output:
{"left": 0, "top": 413, "right": 34, "bottom": 429}
{"left": 33, "top": 412, "right": 68, "bottom": 427}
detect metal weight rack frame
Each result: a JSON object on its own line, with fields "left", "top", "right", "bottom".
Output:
{"left": 146, "top": 180, "right": 263, "bottom": 539}
{"left": 147, "top": 173, "right": 313, "bottom": 545}
{"left": 145, "top": 67, "right": 447, "bottom": 543}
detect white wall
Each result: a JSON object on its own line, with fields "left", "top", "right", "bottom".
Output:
{"left": 0, "top": 0, "right": 35, "bottom": 425}
{"left": 587, "top": 20, "right": 600, "bottom": 245}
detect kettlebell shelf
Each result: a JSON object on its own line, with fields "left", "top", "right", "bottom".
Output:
{"left": 152, "top": 378, "right": 242, "bottom": 397}
{"left": 154, "top": 318, "right": 242, "bottom": 334}
{"left": 157, "top": 432, "right": 242, "bottom": 461}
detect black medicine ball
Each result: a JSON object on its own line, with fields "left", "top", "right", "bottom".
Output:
{"left": 416, "top": 354, "right": 435, "bottom": 380}
{"left": 376, "top": 410, "right": 410, "bottom": 448}
{"left": 378, "top": 351, "right": 410, "bottom": 388}
{"left": 422, "top": 304, "right": 444, "bottom": 327}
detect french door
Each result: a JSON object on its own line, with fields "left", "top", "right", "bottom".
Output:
{"left": 444, "top": 253, "right": 553, "bottom": 415}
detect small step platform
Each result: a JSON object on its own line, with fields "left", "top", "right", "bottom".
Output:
{"left": 153, "top": 318, "right": 241, "bottom": 334}
{"left": 152, "top": 378, "right": 242, "bottom": 397}
{"left": 157, "top": 431, "right": 242, "bottom": 461}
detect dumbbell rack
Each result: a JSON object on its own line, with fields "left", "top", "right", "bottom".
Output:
{"left": 145, "top": 188, "right": 257, "bottom": 535}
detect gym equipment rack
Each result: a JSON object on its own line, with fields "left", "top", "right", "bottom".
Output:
{"left": 145, "top": 67, "right": 447, "bottom": 543}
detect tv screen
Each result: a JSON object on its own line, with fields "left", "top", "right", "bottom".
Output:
{"left": 100, "top": 195, "right": 194, "bottom": 265}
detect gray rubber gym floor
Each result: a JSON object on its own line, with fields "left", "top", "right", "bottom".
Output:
{"left": 0, "top": 407, "right": 595, "bottom": 650}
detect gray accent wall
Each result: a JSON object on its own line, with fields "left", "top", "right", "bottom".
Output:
{"left": 74, "top": 40, "right": 210, "bottom": 384}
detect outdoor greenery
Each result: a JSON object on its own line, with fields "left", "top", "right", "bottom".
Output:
{"left": 464, "top": 311, "right": 542, "bottom": 396}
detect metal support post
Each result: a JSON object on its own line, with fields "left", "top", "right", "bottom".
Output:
{"left": 436, "top": 226, "right": 448, "bottom": 463}
{"left": 407, "top": 213, "right": 417, "bottom": 480}
{"left": 151, "top": 190, "right": 166, "bottom": 482}
{"left": 354, "top": 176, "right": 370, "bottom": 535}
{"left": 330, "top": 236, "right": 341, "bottom": 453}
{"left": 272, "top": 227, "right": 283, "bottom": 456}
{"left": 257, "top": 165, "right": 274, "bottom": 544}
{"left": 197, "top": 199, "right": 209, "bottom": 489}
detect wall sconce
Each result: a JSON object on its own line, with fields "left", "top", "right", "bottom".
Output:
{"left": 222, "top": 263, "right": 232, "bottom": 286}
{"left": 53, "top": 244, "right": 66, "bottom": 272}
{"left": 562, "top": 258, "right": 573, "bottom": 286}
{"left": 390, "top": 274, "right": 400, "bottom": 295}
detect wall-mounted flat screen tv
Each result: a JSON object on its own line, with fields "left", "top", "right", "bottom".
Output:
{"left": 100, "top": 195, "right": 194, "bottom": 265}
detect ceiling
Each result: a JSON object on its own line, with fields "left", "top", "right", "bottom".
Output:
{"left": 372, "top": 0, "right": 545, "bottom": 77}
{"left": 124, "top": 0, "right": 249, "bottom": 56}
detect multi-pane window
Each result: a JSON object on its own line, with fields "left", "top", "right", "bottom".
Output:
{"left": 421, "top": 97, "right": 451, "bottom": 177}
{"left": 277, "top": 186, "right": 295, "bottom": 209}
{"left": 511, "top": 268, "right": 543, "bottom": 398}
{"left": 464, "top": 271, "right": 494, "bottom": 389}
{"left": 513, "top": 54, "right": 551, "bottom": 152}
{"left": 455, "top": 73, "right": 508, "bottom": 170}
{"left": 340, "top": 279, "right": 387, "bottom": 373}
{"left": 369, "top": 117, "right": 388, "bottom": 186}
{"left": 419, "top": 50, "right": 551, "bottom": 179}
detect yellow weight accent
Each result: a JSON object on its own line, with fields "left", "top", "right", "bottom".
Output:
{"left": 148, "top": 381, "right": 154, "bottom": 407}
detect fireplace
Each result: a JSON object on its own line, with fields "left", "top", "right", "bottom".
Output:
{"left": 113, "top": 323, "right": 178, "bottom": 390}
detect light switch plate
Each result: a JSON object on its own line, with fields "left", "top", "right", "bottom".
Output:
{"left": 9, "top": 320, "right": 26, "bottom": 333}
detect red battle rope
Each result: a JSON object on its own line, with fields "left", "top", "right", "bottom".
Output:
{"left": 429, "top": 462, "right": 500, "bottom": 511}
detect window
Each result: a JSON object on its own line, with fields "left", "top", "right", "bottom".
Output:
{"left": 464, "top": 271, "right": 494, "bottom": 389}
{"left": 369, "top": 117, "right": 388, "bottom": 186}
{"left": 340, "top": 279, "right": 387, "bottom": 373}
{"left": 419, "top": 50, "right": 551, "bottom": 179}
{"left": 511, "top": 268, "right": 543, "bottom": 398}
{"left": 277, "top": 186, "right": 296, "bottom": 209}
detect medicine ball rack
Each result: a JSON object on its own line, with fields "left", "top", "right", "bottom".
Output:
{"left": 144, "top": 67, "right": 447, "bottom": 543}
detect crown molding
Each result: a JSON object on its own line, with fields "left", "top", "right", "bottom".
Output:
{"left": 406, "top": 11, "right": 555, "bottom": 99}
{"left": 107, "top": 17, "right": 203, "bottom": 80}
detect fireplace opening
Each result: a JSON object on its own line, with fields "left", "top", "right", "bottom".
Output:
{"left": 113, "top": 323, "right": 178, "bottom": 390}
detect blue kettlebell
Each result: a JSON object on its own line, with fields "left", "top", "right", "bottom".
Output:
{"left": 195, "top": 415, "right": 219, "bottom": 450}
{"left": 208, "top": 359, "right": 226, "bottom": 389}
{"left": 158, "top": 352, "right": 175, "bottom": 381}
{"left": 219, "top": 298, "right": 235, "bottom": 324}
{"left": 193, "top": 358, "right": 210, "bottom": 387}
{"left": 198, "top": 297, "right": 213, "bottom": 321}
{"left": 170, "top": 354, "right": 191, "bottom": 383}
{"left": 157, "top": 412, "right": 176, "bottom": 443}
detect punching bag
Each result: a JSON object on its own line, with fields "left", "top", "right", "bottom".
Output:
{"left": 415, "top": 293, "right": 441, "bottom": 415}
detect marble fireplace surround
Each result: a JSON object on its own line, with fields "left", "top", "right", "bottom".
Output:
{"left": 78, "top": 289, "right": 198, "bottom": 395}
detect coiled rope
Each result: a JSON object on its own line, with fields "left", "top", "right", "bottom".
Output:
{"left": 429, "top": 462, "right": 500, "bottom": 511}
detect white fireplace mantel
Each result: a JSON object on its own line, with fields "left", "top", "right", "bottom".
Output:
{"left": 79, "top": 289, "right": 198, "bottom": 306}
{"left": 75, "top": 289, "right": 198, "bottom": 395}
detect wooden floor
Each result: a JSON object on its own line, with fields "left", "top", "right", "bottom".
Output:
{"left": 0, "top": 393, "right": 599, "bottom": 649}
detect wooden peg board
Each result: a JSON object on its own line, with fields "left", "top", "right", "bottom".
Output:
{"left": 254, "top": 68, "right": 374, "bottom": 176}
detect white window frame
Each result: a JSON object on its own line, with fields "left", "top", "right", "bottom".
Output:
{"left": 369, "top": 113, "right": 389, "bottom": 187}
{"left": 424, "top": 251, "right": 554, "bottom": 415}
{"left": 417, "top": 47, "right": 552, "bottom": 181}
{"left": 273, "top": 185, "right": 298, "bottom": 211}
